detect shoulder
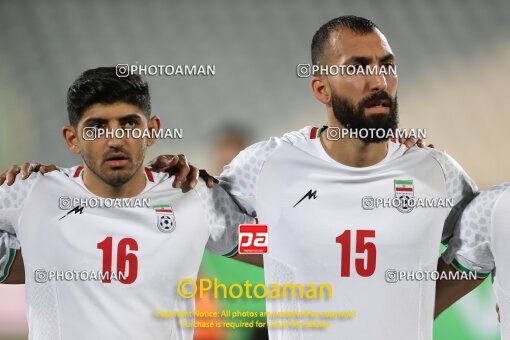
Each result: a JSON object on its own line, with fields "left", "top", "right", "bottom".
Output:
{"left": 229, "top": 126, "right": 317, "bottom": 166}
{"left": 244, "top": 126, "right": 317, "bottom": 153}
{"left": 469, "top": 182, "right": 510, "bottom": 216}
{"left": 456, "top": 183, "right": 510, "bottom": 237}
{"left": 0, "top": 171, "right": 45, "bottom": 197}
{"left": 416, "top": 148, "right": 475, "bottom": 187}
{"left": 417, "top": 148, "right": 462, "bottom": 172}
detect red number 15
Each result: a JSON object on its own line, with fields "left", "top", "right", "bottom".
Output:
{"left": 336, "top": 230, "right": 376, "bottom": 277}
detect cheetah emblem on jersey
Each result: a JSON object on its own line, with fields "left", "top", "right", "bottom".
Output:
{"left": 153, "top": 205, "right": 176, "bottom": 233}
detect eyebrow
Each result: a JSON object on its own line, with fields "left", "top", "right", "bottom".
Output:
{"left": 345, "top": 53, "right": 395, "bottom": 64}
{"left": 82, "top": 113, "right": 143, "bottom": 127}
{"left": 118, "top": 113, "right": 143, "bottom": 124}
{"left": 379, "top": 53, "right": 395, "bottom": 63}
{"left": 82, "top": 117, "right": 108, "bottom": 126}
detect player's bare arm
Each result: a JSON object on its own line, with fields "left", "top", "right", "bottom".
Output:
{"left": 148, "top": 154, "right": 215, "bottom": 189}
{"left": 1, "top": 251, "right": 25, "bottom": 284}
{"left": 0, "top": 232, "right": 25, "bottom": 284}
{"left": 230, "top": 253, "right": 263, "bottom": 267}
{"left": 434, "top": 257, "right": 485, "bottom": 318}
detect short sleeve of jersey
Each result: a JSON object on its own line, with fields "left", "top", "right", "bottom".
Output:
{"left": 0, "top": 231, "right": 20, "bottom": 282}
{"left": 442, "top": 184, "right": 510, "bottom": 278}
{"left": 217, "top": 126, "right": 312, "bottom": 216}
{"left": 194, "top": 181, "right": 256, "bottom": 257}
{"left": 0, "top": 175, "right": 39, "bottom": 234}
{"left": 427, "top": 149, "right": 478, "bottom": 242}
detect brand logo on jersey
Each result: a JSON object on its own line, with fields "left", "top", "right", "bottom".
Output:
{"left": 58, "top": 206, "right": 85, "bottom": 220}
{"left": 293, "top": 189, "right": 318, "bottom": 208}
{"left": 394, "top": 180, "right": 414, "bottom": 213}
{"left": 153, "top": 205, "right": 176, "bottom": 233}
{"left": 239, "top": 224, "right": 268, "bottom": 254}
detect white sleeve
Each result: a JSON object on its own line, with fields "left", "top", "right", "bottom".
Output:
{"left": 0, "top": 176, "right": 38, "bottom": 234}
{"left": 0, "top": 231, "right": 20, "bottom": 282}
{"left": 427, "top": 149, "right": 478, "bottom": 242}
{"left": 442, "top": 184, "right": 509, "bottom": 278}
{"left": 216, "top": 127, "right": 313, "bottom": 216}
{"left": 194, "top": 181, "right": 256, "bottom": 257}
{"left": 217, "top": 138, "right": 280, "bottom": 217}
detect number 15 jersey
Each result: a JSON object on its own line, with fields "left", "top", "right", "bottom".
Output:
{"left": 219, "top": 126, "right": 477, "bottom": 340}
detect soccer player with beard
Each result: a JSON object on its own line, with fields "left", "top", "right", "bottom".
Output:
{"left": 0, "top": 67, "right": 254, "bottom": 339}
{"left": 215, "top": 16, "right": 477, "bottom": 339}
{"left": 1, "top": 16, "right": 480, "bottom": 340}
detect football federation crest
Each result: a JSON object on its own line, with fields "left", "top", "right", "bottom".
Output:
{"left": 394, "top": 180, "right": 414, "bottom": 213}
{"left": 153, "top": 205, "right": 176, "bottom": 233}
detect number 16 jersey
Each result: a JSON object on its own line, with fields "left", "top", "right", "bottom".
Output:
{"left": 0, "top": 167, "right": 253, "bottom": 340}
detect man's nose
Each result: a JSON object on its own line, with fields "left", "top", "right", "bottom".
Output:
{"left": 367, "top": 73, "right": 388, "bottom": 92}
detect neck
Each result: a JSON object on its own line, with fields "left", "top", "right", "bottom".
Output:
{"left": 82, "top": 166, "right": 147, "bottom": 198}
{"left": 320, "top": 123, "right": 388, "bottom": 168}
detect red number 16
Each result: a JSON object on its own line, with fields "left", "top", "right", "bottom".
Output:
{"left": 97, "top": 237, "right": 138, "bottom": 284}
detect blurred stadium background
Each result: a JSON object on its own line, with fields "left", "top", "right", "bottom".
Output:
{"left": 1, "top": 0, "right": 509, "bottom": 339}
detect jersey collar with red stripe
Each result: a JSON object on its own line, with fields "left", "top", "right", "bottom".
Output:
{"left": 309, "top": 125, "right": 328, "bottom": 139}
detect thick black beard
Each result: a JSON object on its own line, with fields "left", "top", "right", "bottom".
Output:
{"left": 331, "top": 90, "right": 399, "bottom": 143}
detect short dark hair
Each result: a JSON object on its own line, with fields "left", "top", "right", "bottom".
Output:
{"left": 67, "top": 67, "right": 151, "bottom": 126}
{"left": 311, "top": 15, "right": 379, "bottom": 66}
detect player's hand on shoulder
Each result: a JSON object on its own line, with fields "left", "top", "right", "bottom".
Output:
{"left": 0, "top": 162, "right": 58, "bottom": 186}
{"left": 148, "top": 154, "right": 218, "bottom": 189}
{"left": 398, "top": 137, "right": 434, "bottom": 149}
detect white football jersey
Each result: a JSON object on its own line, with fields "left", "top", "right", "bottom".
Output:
{"left": 442, "top": 182, "right": 510, "bottom": 339}
{"left": 219, "top": 126, "right": 477, "bottom": 340}
{"left": 0, "top": 166, "right": 253, "bottom": 340}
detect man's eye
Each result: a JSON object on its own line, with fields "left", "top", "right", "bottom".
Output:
{"left": 123, "top": 121, "right": 137, "bottom": 129}
{"left": 381, "top": 62, "right": 396, "bottom": 69}
{"left": 92, "top": 123, "right": 105, "bottom": 129}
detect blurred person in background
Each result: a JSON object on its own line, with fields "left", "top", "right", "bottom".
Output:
{"left": 195, "top": 122, "right": 269, "bottom": 340}
{"left": 210, "top": 123, "right": 254, "bottom": 176}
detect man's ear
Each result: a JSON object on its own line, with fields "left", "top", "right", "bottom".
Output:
{"left": 146, "top": 116, "right": 161, "bottom": 147}
{"left": 311, "top": 75, "right": 331, "bottom": 105}
{"left": 62, "top": 125, "right": 81, "bottom": 154}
